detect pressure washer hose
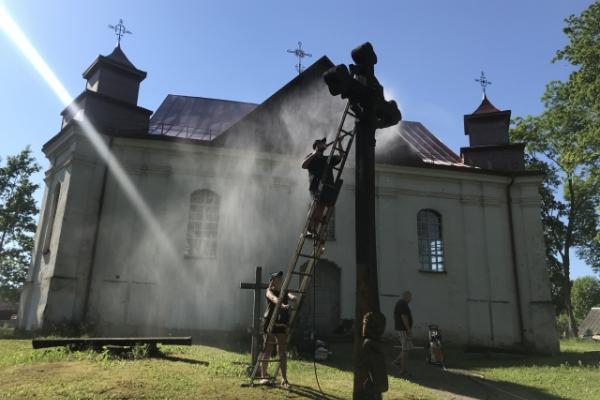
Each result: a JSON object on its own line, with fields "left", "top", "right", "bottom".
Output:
{"left": 312, "top": 240, "right": 326, "bottom": 398}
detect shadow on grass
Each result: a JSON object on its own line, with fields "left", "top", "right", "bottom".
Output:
{"left": 323, "top": 342, "right": 573, "bottom": 400}
{"left": 399, "top": 366, "right": 568, "bottom": 400}
{"left": 448, "top": 348, "right": 600, "bottom": 369}
{"left": 154, "top": 353, "right": 209, "bottom": 366}
{"left": 286, "top": 384, "right": 346, "bottom": 400}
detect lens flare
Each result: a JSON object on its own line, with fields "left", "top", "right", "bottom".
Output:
{"left": 0, "top": 5, "right": 178, "bottom": 261}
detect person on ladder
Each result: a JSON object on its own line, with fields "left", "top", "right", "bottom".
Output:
{"left": 301, "top": 138, "right": 341, "bottom": 238}
{"left": 259, "top": 271, "right": 297, "bottom": 388}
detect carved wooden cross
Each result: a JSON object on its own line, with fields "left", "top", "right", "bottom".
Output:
{"left": 240, "top": 266, "right": 268, "bottom": 369}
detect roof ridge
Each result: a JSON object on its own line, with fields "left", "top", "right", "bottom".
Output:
{"left": 165, "top": 94, "right": 258, "bottom": 106}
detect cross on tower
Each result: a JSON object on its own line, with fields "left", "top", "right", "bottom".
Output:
{"left": 287, "top": 41, "right": 312, "bottom": 74}
{"left": 107, "top": 18, "right": 132, "bottom": 46}
{"left": 475, "top": 71, "right": 492, "bottom": 95}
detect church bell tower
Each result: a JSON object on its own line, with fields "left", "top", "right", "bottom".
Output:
{"left": 60, "top": 43, "right": 151, "bottom": 134}
{"left": 460, "top": 74, "right": 525, "bottom": 172}
{"left": 18, "top": 26, "right": 153, "bottom": 333}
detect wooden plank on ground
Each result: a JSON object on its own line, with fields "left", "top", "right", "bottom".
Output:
{"left": 32, "top": 336, "right": 192, "bottom": 349}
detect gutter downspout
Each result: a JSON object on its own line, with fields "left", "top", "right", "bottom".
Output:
{"left": 507, "top": 176, "right": 526, "bottom": 345}
{"left": 81, "top": 136, "right": 113, "bottom": 323}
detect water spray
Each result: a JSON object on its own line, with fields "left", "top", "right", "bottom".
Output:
{"left": 0, "top": 5, "right": 178, "bottom": 262}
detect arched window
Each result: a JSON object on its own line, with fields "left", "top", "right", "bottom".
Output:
{"left": 185, "top": 190, "right": 220, "bottom": 258}
{"left": 417, "top": 209, "right": 444, "bottom": 272}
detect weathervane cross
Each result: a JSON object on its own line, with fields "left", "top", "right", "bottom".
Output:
{"left": 475, "top": 71, "right": 492, "bottom": 95}
{"left": 287, "top": 41, "right": 312, "bottom": 74}
{"left": 108, "top": 18, "right": 132, "bottom": 46}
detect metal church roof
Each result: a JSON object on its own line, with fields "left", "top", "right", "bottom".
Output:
{"left": 148, "top": 57, "right": 464, "bottom": 168}
{"left": 149, "top": 95, "right": 257, "bottom": 140}
{"left": 375, "top": 121, "right": 464, "bottom": 166}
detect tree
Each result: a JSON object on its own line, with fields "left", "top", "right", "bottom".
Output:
{"left": 0, "top": 147, "right": 41, "bottom": 303}
{"left": 571, "top": 276, "right": 600, "bottom": 322}
{"left": 511, "top": 2, "right": 600, "bottom": 337}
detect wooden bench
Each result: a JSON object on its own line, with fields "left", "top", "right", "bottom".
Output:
{"left": 32, "top": 336, "right": 192, "bottom": 350}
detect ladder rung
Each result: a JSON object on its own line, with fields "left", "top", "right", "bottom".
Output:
{"left": 287, "top": 289, "right": 307, "bottom": 294}
{"left": 292, "top": 271, "right": 313, "bottom": 277}
{"left": 347, "top": 111, "right": 357, "bottom": 118}
{"left": 303, "top": 235, "right": 320, "bottom": 241}
{"left": 298, "top": 253, "right": 318, "bottom": 259}
{"left": 341, "top": 129, "right": 351, "bottom": 134}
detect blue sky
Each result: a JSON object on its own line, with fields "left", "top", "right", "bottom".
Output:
{"left": 0, "top": 0, "right": 596, "bottom": 278}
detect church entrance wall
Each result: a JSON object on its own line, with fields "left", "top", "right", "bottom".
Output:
{"left": 297, "top": 259, "right": 341, "bottom": 335}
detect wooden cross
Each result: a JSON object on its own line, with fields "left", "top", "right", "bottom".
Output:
{"left": 240, "top": 266, "right": 268, "bottom": 369}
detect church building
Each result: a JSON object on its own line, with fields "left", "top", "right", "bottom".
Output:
{"left": 18, "top": 44, "right": 559, "bottom": 353}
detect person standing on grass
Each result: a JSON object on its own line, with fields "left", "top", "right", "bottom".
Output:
{"left": 259, "top": 271, "right": 297, "bottom": 388}
{"left": 393, "top": 291, "right": 413, "bottom": 376}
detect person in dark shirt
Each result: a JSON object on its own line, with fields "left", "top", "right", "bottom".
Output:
{"left": 393, "top": 291, "right": 413, "bottom": 375}
{"left": 301, "top": 138, "right": 341, "bottom": 238}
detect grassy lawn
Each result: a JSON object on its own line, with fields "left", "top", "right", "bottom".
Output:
{"left": 448, "top": 339, "right": 600, "bottom": 400}
{"left": 0, "top": 329, "right": 599, "bottom": 400}
{"left": 0, "top": 335, "right": 434, "bottom": 400}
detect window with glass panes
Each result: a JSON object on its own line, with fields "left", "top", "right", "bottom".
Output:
{"left": 186, "top": 190, "right": 219, "bottom": 258}
{"left": 417, "top": 209, "right": 444, "bottom": 271}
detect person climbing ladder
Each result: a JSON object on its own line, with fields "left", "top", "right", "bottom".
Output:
{"left": 301, "top": 137, "right": 341, "bottom": 238}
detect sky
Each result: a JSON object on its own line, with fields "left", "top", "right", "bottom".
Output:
{"left": 0, "top": 0, "right": 596, "bottom": 278}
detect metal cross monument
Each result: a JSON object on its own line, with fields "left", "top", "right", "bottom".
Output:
{"left": 287, "top": 41, "right": 312, "bottom": 74}
{"left": 475, "top": 71, "right": 492, "bottom": 95}
{"left": 108, "top": 18, "right": 132, "bottom": 46}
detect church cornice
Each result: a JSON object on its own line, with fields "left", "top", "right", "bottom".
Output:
{"left": 60, "top": 90, "right": 153, "bottom": 118}
{"left": 82, "top": 53, "right": 147, "bottom": 82}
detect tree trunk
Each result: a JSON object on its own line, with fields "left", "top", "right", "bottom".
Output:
{"left": 563, "top": 176, "right": 579, "bottom": 338}
{"left": 564, "top": 276, "right": 579, "bottom": 337}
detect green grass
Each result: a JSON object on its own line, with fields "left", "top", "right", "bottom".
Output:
{"left": 449, "top": 339, "right": 600, "bottom": 400}
{"left": 0, "top": 332, "right": 599, "bottom": 400}
{"left": 0, "top": 337, "right": 434, "bottom": 400}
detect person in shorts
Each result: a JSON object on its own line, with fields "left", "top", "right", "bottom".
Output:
{"left": 259, "top": 271, "right": 297, "bottom": 388}
{"left": 393, "top": 291, "right": 413, "bottom": 375}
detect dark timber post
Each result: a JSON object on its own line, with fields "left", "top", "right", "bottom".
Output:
{"left": 323, "top": 42, "right": 401, "bottom": 399}
{"left": 240, "top": 266, "right": 268, "bottom": 370}
{"left": 354, "top": 108, "right": 381, "bottom": 396}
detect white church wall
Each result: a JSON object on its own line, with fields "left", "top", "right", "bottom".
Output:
{"left": 18, "top": 127, "right": 112, "bottom": 330}
{"left": 21, "top": 129, "right": 557, "bottom": 353}
{"left": 376, "top": 168, "right": 470, "bottom": 344}
{"left": 509, "top": 177, "right": 559, "bottom": 352}
{"left": 84, "top": 138, "right": 314, "bottom": 335}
